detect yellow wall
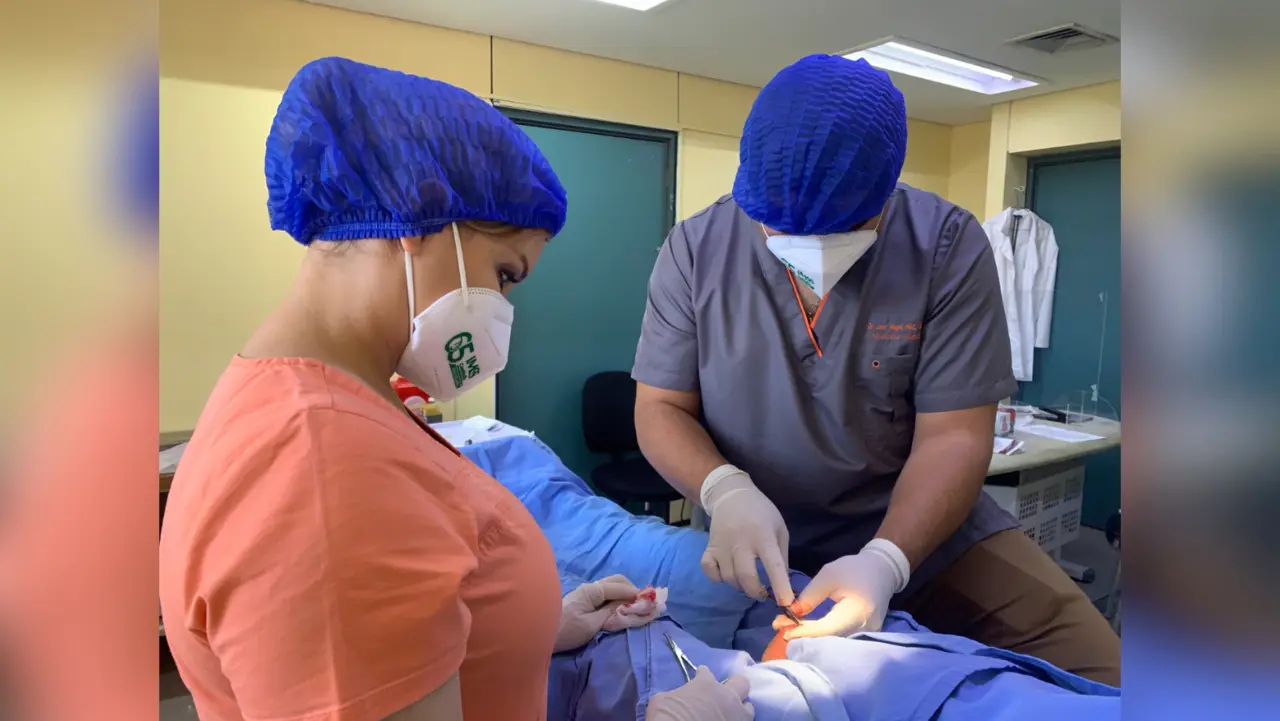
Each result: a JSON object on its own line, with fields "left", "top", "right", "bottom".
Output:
{"left": 900, "top": 120, "right": 953, "bottom": 196}
{"left": 678, "top": 131, "right": 741, "bottom": 219}
{"left": 678, "top": 75, "right": 759, "bottom": 136}
{"left": 160, "top": 0, "right": 491, "bottom": 95}
{"left": 160, "top": 78, "right": 305, "bottom": 425}
{"left": 1006, "top": 81, "right": 1121, "bottom": 155}
{"left": 947, "top": 121, "right": 991, "bottom": 217}
{"left": 158, "top": 0, "right": 964, "bottom": 431}
{"left": 2, "top": 0, "right": 159, "bottom": 437}
{"left": 983, "top": 81, "right": 1121, "bottom": 219}
{"left": 673, "top": 74, "right": 759, "bottom": 219}
{"left": 491, "top": 38, "right": 679, "bottom": 129}
{"left": 1, "top": 60, "right": 138, "bottom": 419}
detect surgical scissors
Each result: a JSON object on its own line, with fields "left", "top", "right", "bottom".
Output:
{"left": 663, "top": 632, "right": 697, "bottom": 682}
{"left": 766, "top": 586, "right": 803, "bottom": 626}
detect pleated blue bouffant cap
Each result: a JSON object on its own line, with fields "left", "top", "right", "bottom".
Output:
{"left": 733, "top": 55, "right": 907, "bottom": 236}
{"left": 265, "top": 57, "right": 568, "bottom": 245}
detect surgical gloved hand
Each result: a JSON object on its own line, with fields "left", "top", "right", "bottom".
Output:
{"left": 781, "top": 539, "right": 910, "bottom": 639}
{"left": 645, "top": 666, "right": 754, "bottom": 721}
{"left": 700, "top": 465, "right": 793, "bottom": 605}
{"left": 554, "top": 575, "right": 640, "bottom": 652}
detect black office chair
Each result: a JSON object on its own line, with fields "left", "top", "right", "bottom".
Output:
{"left": 582, "top": 371, "right": 687, "bottom": 524}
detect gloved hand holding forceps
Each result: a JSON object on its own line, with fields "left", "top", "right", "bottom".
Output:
{"left": 699, "top": 465, "right": 795, "bottom": 607}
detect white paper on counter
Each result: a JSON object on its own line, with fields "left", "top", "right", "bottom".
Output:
{"left": 993, "top": 437, "right": 1024, "bottom": 455}
{"left": 159, "top": 442, "right": 188, "bottom": 473}
{"left": 1021, "top": 424, "right": 1106, "bottom": 443}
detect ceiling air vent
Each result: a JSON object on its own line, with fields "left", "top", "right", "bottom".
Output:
{"left": 1007, "top": 23, "right": 1118, "bottom": 54}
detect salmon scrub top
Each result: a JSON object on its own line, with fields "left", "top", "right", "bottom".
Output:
{"left": 159, "top": 356, "right": 561, "bottom": 721}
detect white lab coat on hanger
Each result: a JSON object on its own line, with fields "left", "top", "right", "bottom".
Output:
{"left": 982, "top": 208, "right": 1059, "bottom": 381}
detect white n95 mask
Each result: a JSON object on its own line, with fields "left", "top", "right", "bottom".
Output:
{"left": 395, "top": 223, "right": 514, "bottom": 402}
{"left": 764, "top": 219, "right": 880, "bottom": 297}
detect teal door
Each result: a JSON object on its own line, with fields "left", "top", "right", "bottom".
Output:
{"left": 497, "top": 115, "right": 675, "bottom": 480}
{"left": 1019, "top": 152, "right": 1121, "bottom": 528}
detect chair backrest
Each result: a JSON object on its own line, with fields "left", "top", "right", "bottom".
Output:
{"left": 581, "top": 371, "right": 639, "bottom": 456}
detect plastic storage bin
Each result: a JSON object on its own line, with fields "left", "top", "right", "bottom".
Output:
{"left": 982, "top": 460, "right": 1085, "bottom": 554}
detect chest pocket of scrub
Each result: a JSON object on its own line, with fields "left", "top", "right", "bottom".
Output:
{"left": 857, "top": 353, "right": 916, "bottom": 460}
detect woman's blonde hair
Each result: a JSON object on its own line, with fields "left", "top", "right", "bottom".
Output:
{"left": 312, "top": 220, "right": 531, "bottom": 256}
{"left": 459, "top": 220, "right": 527, "bottom": 238}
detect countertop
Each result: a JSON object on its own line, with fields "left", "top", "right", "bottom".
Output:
{"left": 987, "top": 417, "right": 1121, "bottom": 477}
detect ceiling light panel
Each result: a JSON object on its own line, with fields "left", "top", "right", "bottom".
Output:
{"left": 842, "top": 39, "right": 1039, "bottom": 95}
{"left": 589, "top": 0, "right": 675, "bottom": 10}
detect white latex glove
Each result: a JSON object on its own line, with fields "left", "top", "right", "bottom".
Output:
{"left": 645, "top": 666, "right": 754, "bottom": 721}
{"left": 782, "top": 539, "right": 910, "bottom": 639}
{"left": 700, "top": 466, "right": 793, "bottom": 605}
{"left": 554, "top": 575, "right": 640, "bottom": 652}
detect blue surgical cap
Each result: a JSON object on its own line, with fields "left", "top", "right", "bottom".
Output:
{"left": 116, "top": 67, "right": 158, "bottom": 239}
{"left": 126, "top": 70, "right": 158, "bottom": 222}
{"left": 266, "top": 57, "right": 568, "bottom": 245}
{"left": 733, "top": 55, "right": 907, "bottom": 235}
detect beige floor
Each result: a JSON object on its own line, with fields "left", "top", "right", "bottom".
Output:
{"left": 160, "top": 692, "right": 200, "bottom": 721}
{"left": 160, "top": 670, "right": 198, "bottom": 721}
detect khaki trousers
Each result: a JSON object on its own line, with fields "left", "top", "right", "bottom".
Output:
{"left": 895, "top": 529, "right": 1122, "bottom": 686}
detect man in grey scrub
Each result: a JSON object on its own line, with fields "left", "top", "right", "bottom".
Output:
{"left": 632, "top": 54, "right": 1120, "bottom": 685}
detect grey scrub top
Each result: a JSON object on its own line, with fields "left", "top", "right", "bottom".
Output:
{"left": 632, "top": 185, "right": 1019, "bottom": 597}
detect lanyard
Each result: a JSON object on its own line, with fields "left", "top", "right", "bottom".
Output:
{"left": 785, "top": 270, "right": 828, "bottom": 358}
{"left": 761, "top": 224, "right": 832, "bottom": 358}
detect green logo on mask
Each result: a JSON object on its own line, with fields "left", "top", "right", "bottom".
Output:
{"left": 780, "top": 260, "right": 815, "bottom": 291}
{"left": 790, "top": 267, "right": 816, "bottom": 290}
{"left": 445, "top": 332, "right": 481, "bottom": 390}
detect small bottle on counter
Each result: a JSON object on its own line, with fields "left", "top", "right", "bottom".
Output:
{"left": 994, "top": 405, "right": 1016, "bottom": 437}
